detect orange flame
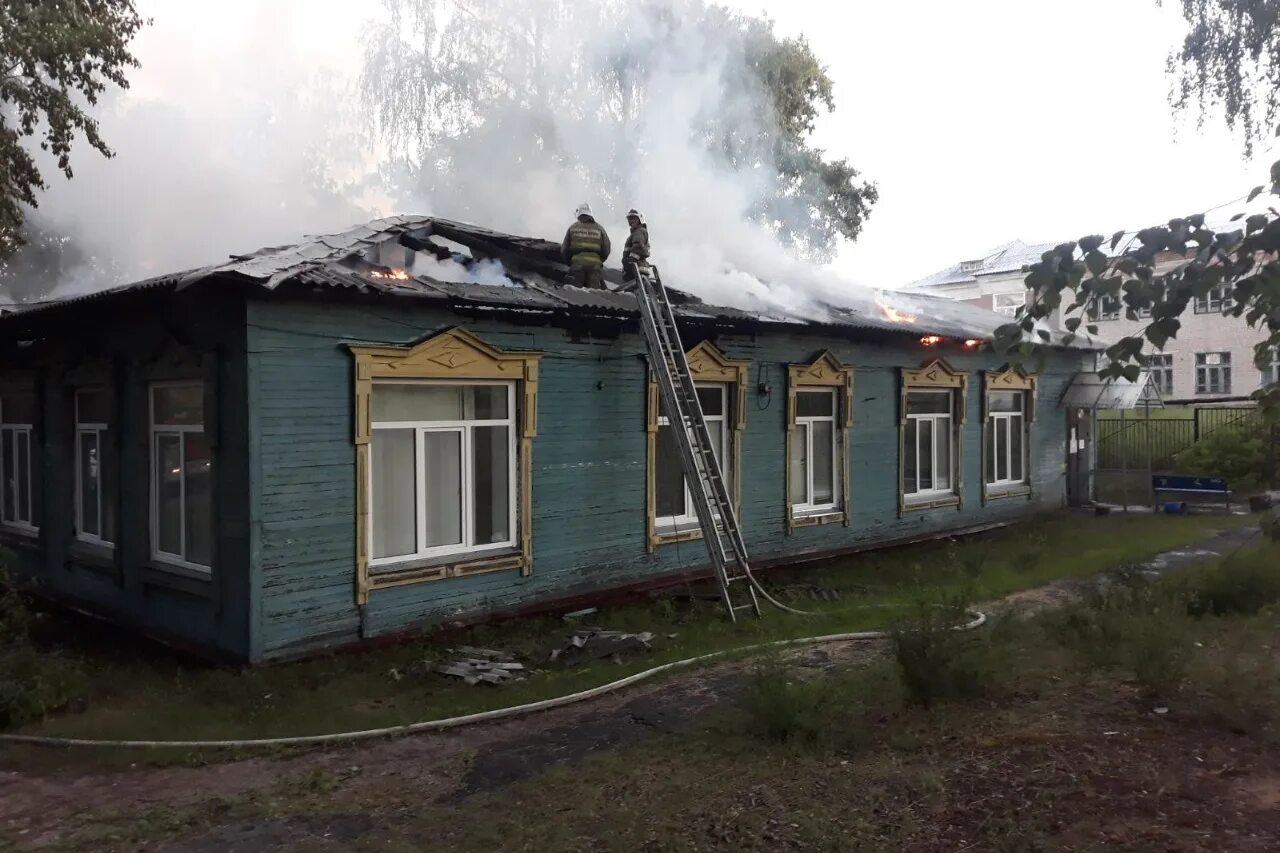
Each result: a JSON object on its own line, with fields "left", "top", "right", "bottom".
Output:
{"left": 878, "top": 301, "right": 918, "bottom": 324}
{"left": 919, "top": 335, "right": 943, "bottom": 347}
{"left": 963, "top": 338, "right": 983, "bottom": 349}
{"left": 370, "top": 268, "right": 411, "bottom": 281}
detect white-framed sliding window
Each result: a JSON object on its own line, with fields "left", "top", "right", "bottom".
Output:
{"left": 903, "top": 390, "right": 955, "bottom": 499}
{"left": 654, "top": 383, "right": 729, "bottom": 534}
{"left": 150, "top": 382, "right": 213, "bottom": 572}
{"left": 985, "top": 390, "right": 1027, "bottom": 488}
{"left": 0, "top": 391, "right": 38, "bottom": 534}
{"left": 75, "top": 388, "right": 117, "bottom": 547}
{"left": 368, "top": 381, "right": 518, "bottom": 568}
{"left": 789, "top": 388, "right": 840, "bottom": 514}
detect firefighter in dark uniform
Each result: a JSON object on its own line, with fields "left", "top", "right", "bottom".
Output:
{"left": 560, "top": 203, "right": 611, "bottom": 289}
{"left": 621, "top": 208, "right": 651, "bottom": 283}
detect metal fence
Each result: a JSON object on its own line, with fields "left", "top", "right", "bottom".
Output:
{"left": 1096, "top": 406, "right": 1261, "bottom": 470}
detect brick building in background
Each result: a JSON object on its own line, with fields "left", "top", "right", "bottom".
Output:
{"left": 908, "top": 239, "right": 1278, "bottom": 403}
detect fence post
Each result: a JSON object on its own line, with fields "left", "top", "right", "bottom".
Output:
{"left": 1194, "top": 407, "right": 1201, "bottom": 442}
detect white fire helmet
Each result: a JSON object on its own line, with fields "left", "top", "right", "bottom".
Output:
{"left": 575, "top": 202, "right": 593, "bottom": 218}
{"left": 626, "top": 208, "right": 646, "bottom": 225}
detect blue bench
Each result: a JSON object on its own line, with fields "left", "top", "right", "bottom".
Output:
{"left": 1152, "top": 474, "right": 1232, "bottom": 513}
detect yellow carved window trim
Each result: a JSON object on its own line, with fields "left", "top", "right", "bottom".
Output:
{"left": 349, "top": 327, "right": 541, "bottom": 604}
{"left": 899, "top": 358, "right": 968, "bottom": 515}
{"left": 982, "top": 367, "right": 1037, "bottom": 504}
{"left": 786, "top": 351, "right": 855, "bottom": 531}
{"left": 645, "top": 341, "right": 749, "bottom": 551}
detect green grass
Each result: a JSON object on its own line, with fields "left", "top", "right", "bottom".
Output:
{"left": 1098, "top": 406, "right": 1194, "bottom": 420}
{"left": 0, "top": 511, "right": 1258, "bottom": 764}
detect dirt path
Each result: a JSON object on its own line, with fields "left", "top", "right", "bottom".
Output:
{"left": 0, "top": 524, "right": 1263, "bottom": 850}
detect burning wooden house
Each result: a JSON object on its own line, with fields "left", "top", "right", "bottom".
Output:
{"left": 0, "top": 217, "right": 1097, "bottom": 661}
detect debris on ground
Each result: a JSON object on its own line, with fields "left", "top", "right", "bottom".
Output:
{"left": 774, "top": 582, "right": 843, "bottom": 602}
{"left": 437, "top": 647, "right": 528, "bottom": 685}
{"left": 551, "top": 628, "right": 657, "bottom": 666}
{"left": 562, "top": 607, "right": 599, "bottom": 622}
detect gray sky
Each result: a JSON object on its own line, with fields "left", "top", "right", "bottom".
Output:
{"left": 46, "top": 0, "right": 1274, "bottom": 290}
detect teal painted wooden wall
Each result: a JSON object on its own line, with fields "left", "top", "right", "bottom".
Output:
{"left": 247, "top": 296, "right": 1088, "bottom": 661}
{"left": 1, "top": 289, "right": 253, "bottom": 660}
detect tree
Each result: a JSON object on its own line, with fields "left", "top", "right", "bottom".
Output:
{"left": 1166, "top": 0, "right": 1280, "bottom": 156}
{"left": 360, "top": 0, "right": 876, "bottom": 261}
{"left": 0, "top": 1, "right": 146, "bottom": 259}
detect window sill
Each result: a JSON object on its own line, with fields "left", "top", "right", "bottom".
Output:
{"left": 0, "top": 526, "right": 40, "bottom": 552}
{"left": 791, "top": 509, "right": 845, "bottom": 528}
{"left": 369, "top": 548, "right": 525, "bottom": 592}
{"left": 984, "top": 484, "right": 1032, "bottom": 502}
{"left": 67, "top": 540, "right": 117, "bottom": 574}
{"left": 143, "top": 562, "right": 213, "bottom": 598}
{"left": 901, "top": 494, "right": 961, "bottom": 513}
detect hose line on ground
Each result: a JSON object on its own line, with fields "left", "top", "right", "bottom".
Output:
{"left": 0, "top": 610, "right": 985, "bottom": 751}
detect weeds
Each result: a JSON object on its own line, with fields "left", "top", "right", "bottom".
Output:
{"left": 1184, "top": 548, "right": 1280, "bottom": 618}
{"left": 890, "top": 596, "right": 997, "bottom": 708}
{"left": 738, "top": 661, "right": 835, "bottom": 744}
{"left": 0, "top": 560, "right": 87, "bottom": 728}
{"left": 1189, "top": 631, "right": 1280, "bottom": 739}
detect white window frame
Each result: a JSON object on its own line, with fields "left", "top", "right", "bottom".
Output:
{"left": 656, "top": 382, "right": 728, "bottom": 534}
{"left": 368, "top": 379, "right": 518, "bottom": 569}
{"left": 1194, "top": 284, "right": 1233, "bottom": 314}
{"left": 986, "top": 392, "right": 1028, "bottom": 488}
{"left": 1195, "top": 352, "right": 1232, "bottom": 395}
{"left": 791, "top": 387, "right": 840, "bottom": 514}
{"left": 149, "top": 381, "right": 211, "bottom": 572}
{"left": 1148, "top": 353, "right": 1173, "bottom": 397}
{"left": 0, "top": 392, "right": 38, "bottom": 535}
{"left": 903, "top": 389, "right": 956, "bottom": 500}
{"left": 991, "top": 292, "right": 1024, "bottom": 317}
{"left": 1263, "top": 348, "right": 1279, "bottom": 387}
{"left": 75, "top": 388, "right": 115, "bottom": 548}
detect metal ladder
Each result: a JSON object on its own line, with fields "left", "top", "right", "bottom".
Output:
{"left": 629, "top": 262, "right": 762, "bottom": 621}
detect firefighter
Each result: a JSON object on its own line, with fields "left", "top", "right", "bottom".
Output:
{"left": 560, "top": 203, "right": 611, "bottom": 289}
{"left": 621, "top": 208, "right": 650, "bottom": 282}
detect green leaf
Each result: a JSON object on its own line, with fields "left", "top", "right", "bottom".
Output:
{"left": 1086, "top": 324, "right": 1099, "bottom": 335}
{"left": 1248, "top": 185, "right": 1266, "bottom": 203}
{"left": 1121, "top": 364, "right": 1142, "bottom": 383}
{"left": 1231, "top": 212, "right": 1246, "bottom": 221}
{"left": 1247, "top": 213, "right": 1269, "bottom": 234}
{"left": 1065, "top": 317, "right": 1081, "bottom": 332}
{"left": 1085, "top": 250, "right": 1108, "bottom": 277}
{"left": 1110, "top": 229, "right": 1126, "bottom": 250}
{"left": 1271, "top": 160, "right": 1280, "bottom": 186}
{"left": 1078, "top": 235, "right": 1104, "bottom": 253}
{"left": 1036, "top": 329, "right": 1050, "bottom": 342}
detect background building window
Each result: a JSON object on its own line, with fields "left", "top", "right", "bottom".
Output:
{"left": 1194, "top": 352, "right": 1231, "bottom": 395}
{"left": 0, "top": 391, "right": 38, "bottom": 532}
{"left": 985, "top": 390, "right": 1027, "bottom": 487}
{"left": 1194, "top": 284, "right": 1234, "bottom": 314}
{"left": 1147, "top": 353, "right": 1174, "bottom": 397}
{"left": 1087, "top": 294, "right": 1121, "bottom": 321}
{"left": 790, "top": 388, "right": 840, "bottom": 513}
{"left": 991, "top": 292, "right": 1024, "bottom": 316}
{"left": 1263, "top": 348, "right": 1280, "bottom": 387}
{"left": 369, "top": 382, "right": 516, "bottom": 567}
{"left": 655, "top": 384, "right": 728, "bottom": 533}
{"left": 75, "top": 388, "right": 117, "bottom": 547}
{"left": 150, "top": 383, "right": 212, "bottom": 570}
{"left": 903, "top": 390, "right": 955, "bottom": 498}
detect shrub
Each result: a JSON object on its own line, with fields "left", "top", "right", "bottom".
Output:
{"left": 1174, "top": 426, "right": 1276, "bottom": 492}
{"left": 1190, "top": 636, "right": 1280, "bottom": 739}
{"left": 738, "top": 662, "right": 835, "bottom": 744}
{"left": 1183, "top": 547, "right": 1280, "bottom": 618}
{"left": 0, "top": 563, "right": 86, "bottom": 728}
{"left": 890, "top": 598, "right": 995, "bottom": 708}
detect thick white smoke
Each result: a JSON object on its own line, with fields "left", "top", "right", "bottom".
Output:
{"left": 7, "top": 0, "right": 909, "bottom": 326}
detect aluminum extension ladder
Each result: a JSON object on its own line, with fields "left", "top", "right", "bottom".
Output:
{"left": 629, "top": 262, "right": 762, "bottom": 621}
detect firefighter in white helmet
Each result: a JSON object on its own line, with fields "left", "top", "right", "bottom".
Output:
{"left": 622, "top": 208, "right": 651, "bottom": 283}
{"left": 560, "top": 203, "right": 611, "bottom": 289}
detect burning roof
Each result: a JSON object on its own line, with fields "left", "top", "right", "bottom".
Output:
{"left": 1, "top": 216, "right": 1098, "bottom": 349}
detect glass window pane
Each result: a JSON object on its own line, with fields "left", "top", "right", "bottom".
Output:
{"left": 472, "top": 425, "right": 511, "bottom": 546}
{"left": 1010, "top": 415, "right": 1024, "bottom": 481}
{"left": 655, "top": 424, "right": 687, "bottom": 518}
{"left": 184, "top": 432, "right": 213, "bottom": 567}
{"left": 17, "top": 431, "right": 30, "bottom": 524}
{"left": 373, "top": 385, "right": 462, "bottom": 423}
{"left": 796, "top": 390, "right": 834, "bottom": 418}
{"left": 77, "top": 389, "right": 112, "bottom": 424}
{"left": 934, "top": 417, "right": 952, "bottom": 490}
{"left": 812, "top": 420, "right": 835, "bottom": 504}
{"left": 989, "top": 391, "right": 1021, "bottom": 413}
{"left": 155, "top": 433, "right": 183, "bottom": 556}
{"left": 102, "top": 427, "right": 117, "bottom": 544}
{"left": 1, "top": 393, "right": 35, "bottom": 424}
{"left": 790, "top": 425, "right": 809, "bottom": 506}
{"left": 907, "top": 391, "right": 951, "bottom": 415}
{"left": 153, "top": 385, "right": 203, "bottom": 426}
{"left": 372, "top": 429, "right": 417, "bottom": 560}
{"left": 469, "top": 386, "right": 509, "bottom": 420}
{"left": 696, "top": 386, "right": 724, "bottom": 416}
{"left": 919, "top": 418, "right": 934, "bottom": 490}
{"left": 79, "top": 432, "right": 100, "bottom": 536}
{"left": 422, "top": 431, "right": 463, "bottom": 548}
{"left": 1, "top": 431, "right": 13, "bottom": 522}
{"left": 985, "top": 420, "right": 996, "bottom": 484}
{"left": 995, "top": 420, "right": 1008, "bottom": 482}
{"left": 903, "top": 420, "right": 917, "bottom": 494}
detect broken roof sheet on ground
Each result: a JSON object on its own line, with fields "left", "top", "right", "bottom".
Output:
{"left": 2, "top": 215, "right": 1100, "bottom": 349}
